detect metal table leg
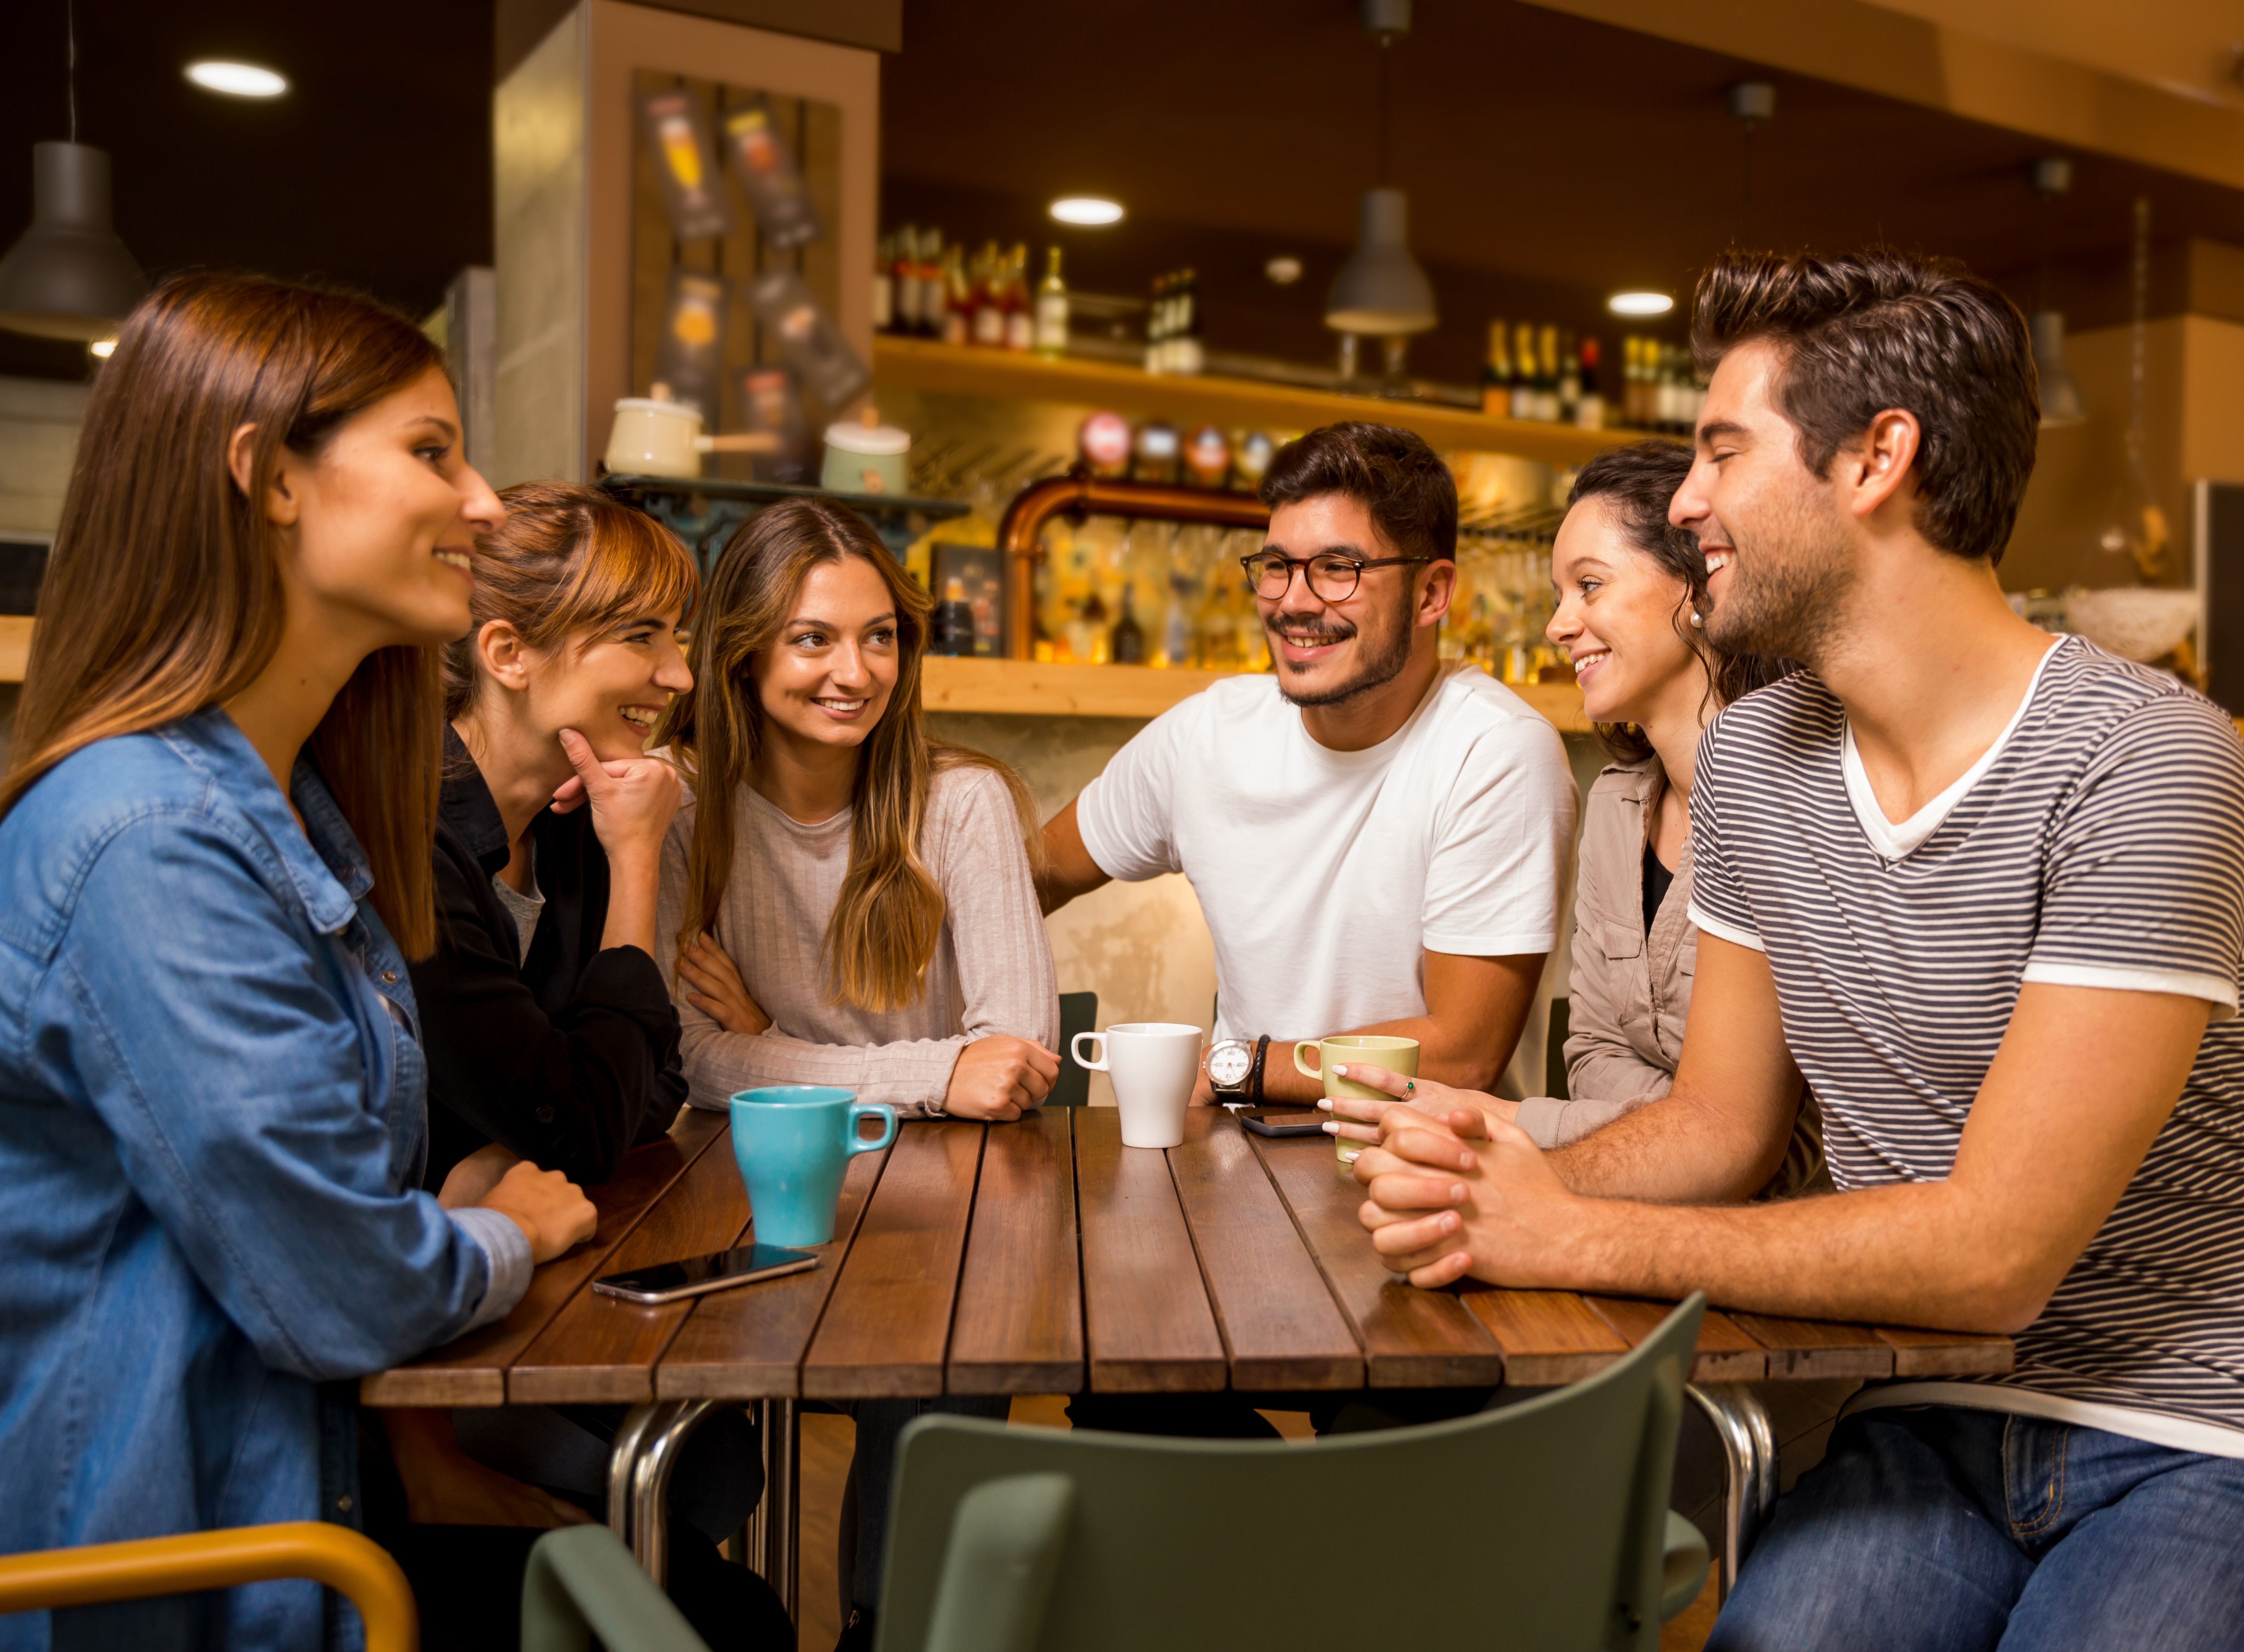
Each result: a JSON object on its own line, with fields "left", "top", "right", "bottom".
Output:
{"left": 754, "top": 1398, "right": 800, "bottom": 1621}
{"left": 629, "top": 1399, "right": 718, "bottom": 1586}
{"left": 1685, "top": 1383, "right": 1779, "bottom": 1601}
{"left": 606, "top": 1402, "right": 665, "bottom": 1546}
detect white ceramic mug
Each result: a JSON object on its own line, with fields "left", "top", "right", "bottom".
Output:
{"left": 1070, "top": 1022, "right": 1202, "bottom": 1149}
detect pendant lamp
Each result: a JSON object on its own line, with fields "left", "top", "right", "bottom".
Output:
{"left": 1325, "top": 0, "right": 1435, "bottom": 339}
{"left": 2027, "top": 159, "right": 2086, "bottom": 430}
{"left": 0, "top": 141, "right": 147, "bottom": 340}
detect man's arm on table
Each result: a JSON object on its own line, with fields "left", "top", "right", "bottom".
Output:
{"left": 1353, "top": 934, "right": 2210, "bottom": 1333}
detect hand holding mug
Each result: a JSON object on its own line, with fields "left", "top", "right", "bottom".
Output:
{"left": 1320, "top": 1065, "right": 1517, "bottom": 1145}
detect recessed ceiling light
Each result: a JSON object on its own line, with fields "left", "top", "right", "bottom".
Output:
{"left": 186, "top": 61, "right": 289, "bottom": 98}
{"left": 1608, "top": 290, "right": 1674, "bottom": 316}
{"left": 1265, "top": 256, "right": 1303, "bottom": 285}
{"left": 1049, "top": 196, "right": 1124, "bottom": 226}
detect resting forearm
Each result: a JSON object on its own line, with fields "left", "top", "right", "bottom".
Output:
{"left": 679, "top": 1020, "right": 964, "bottom": 1117}
{"left": 600, "top": 850, "right": 659, "bottom": 957}
{"left": 1550, "top": 1180, "right": 2049, "bottom": 1333}
{"left": 1547, "top": 1088, "right": 1788, "bottom": 1205}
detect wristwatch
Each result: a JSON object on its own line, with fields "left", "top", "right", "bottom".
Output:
{"left": 1206, "top": 1035, "right": 1269, "bottom": 1102}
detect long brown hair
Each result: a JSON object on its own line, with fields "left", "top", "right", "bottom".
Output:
{"left": 1565, "top": 440, "right": 1796, "bottom": 764}
{"left": 443, "top": 482, "right": 699, "bottom": 721}
{"left": 658, "top": 498, "right": 1041, "bottom": 1012}
{"left": 0, "top": 272, "right": 453, "bottom": 956}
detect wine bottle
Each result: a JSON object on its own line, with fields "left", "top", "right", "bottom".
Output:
{"left": 872, "top": 233, "right": 894, "bottom": 334}
{"left": 1536, "top": 324, "right": 1562, "bottom": 423}
{"left": 932, "top": 577, "right": 976, "bottom": 656}
{"left": 1575, "top": 336, "right": 1605, "bottom": 430}
{"left": 1558, "top": 330, "right": 1581, "bottom": 426}
{"left": 892, "top": 226, "right": 921, "bottom": 335}
{"left": 1034, "top": 246, "right": 1069, "bottom": 356}
{"left": 1510, "top": 322, "right": 1537, "bottom": 421}
{"left": 1145, "top": 273, "right": 1170, "bottom": 375}
{"left": 1480, "top": 319, "right": 1510, "bottom": 417}
{"left": 1110, "top": 581, "right": 1146, "bottom": 665}
{"left": 1171, "top": 268, "right": 1204, "bottom": 375}
{"left": 919, "top": 229, "right": 947, "bottom": 341}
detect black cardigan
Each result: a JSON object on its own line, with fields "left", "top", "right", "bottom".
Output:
{"left": 410, "top": 729, "right": 685, "bottom": 1191}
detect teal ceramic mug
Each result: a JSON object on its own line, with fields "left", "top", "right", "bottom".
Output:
{"left": 729, "top": 1086, "right": 898, "bottom": 1246}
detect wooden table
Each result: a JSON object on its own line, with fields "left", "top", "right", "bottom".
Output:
{"left": 364, "top": 1105, "right": 2013, "bottom": 1608}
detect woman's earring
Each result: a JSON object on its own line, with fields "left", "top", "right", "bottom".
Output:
{"left": 1689, "top": 610, "right": 1705, "bottom": 628}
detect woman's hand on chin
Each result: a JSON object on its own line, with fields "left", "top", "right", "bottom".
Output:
{"left": 944, "top": 1035, "right": 1060, "bottom": 1120}
{"left": 553, "top": 728, "right": 683, "bottom": 866}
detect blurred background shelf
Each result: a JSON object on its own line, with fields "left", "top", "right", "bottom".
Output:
{"left": 920, "top": 655, "right": 1592, "bottom": 730}
{"left": 0, "top": 617, "right": 29, "bottom": 683}
{"left": 874, "top": 336, "right": 1648, "bottom": 471}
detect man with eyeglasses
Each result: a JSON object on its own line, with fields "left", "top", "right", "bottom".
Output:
{"left": 1040, "top": 421, "right": 1578, "bottom": 1111}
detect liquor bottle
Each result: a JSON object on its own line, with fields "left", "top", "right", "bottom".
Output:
{"left": 1575, "top": 336, "right": 1606, "bottom": 429}
{"left": 1145, "top": 273, "right": 1170, "bottom": 374}
{"left": 872, "top": 233, "right": 894, "bottom": 333}
{"left": 935, "top": 244, "right": 965, "bottom": 345}
{"left": 1510, "top": 322, "right": 1538, "bottom": 421}
{"left": 1071, "top": 591, "right": 1110, "bottom": 665}
{"left": 1003, "top": 244, "right": 1034, "bottom": 352}
{"left": 1160, "top": 571, "right": 1196, "bottom": 669}
{"left": 1622, "top": 336, "right": 1646, "bottom": 428}
{"left": 918, "top": 229, "right": 946, "bottom": 340}
{"left": 970, "top": 243, "right": 1005, "bottom": 347}
{"left": 931, "top": 577, "right": 976, "bottom": 656}
{"left": 1480, "top": 320, "right": 1510, "bottom": 416}
{"left": 892, "top": 226, "right": 921, "bottom": 335}
{"left": 1034, "top": 246, "right": 1070, "bottom": 356}
{"left": 1184, "top": 424, "right": 1230, "bottom": 488}
{"left": 1536, "top": 324, "right": 1562, "bottom": 423}
{"left": 1171, "top": 269, "right": 1204, "bottom": 375}
{"left": 1558, "top": 331, "right": 1582, "bottom": 426}
{"left": 1110, "top": 581, "right": 1146, "bottom": 665}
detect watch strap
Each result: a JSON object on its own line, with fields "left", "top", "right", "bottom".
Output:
{"left": 1249, "top": 1034, "right": 1270, "bottom": 1104}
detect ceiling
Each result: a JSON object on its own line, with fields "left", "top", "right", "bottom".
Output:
{"left": 3, "top": 0, "right": 2242, "bottom": 386}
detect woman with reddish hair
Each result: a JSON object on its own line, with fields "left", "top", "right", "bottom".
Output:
{"left": 0, "top": 272, "right": 597, "bottom": 1651}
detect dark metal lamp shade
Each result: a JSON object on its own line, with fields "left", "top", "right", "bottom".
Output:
{"left": 0, "top": 142, "right": 148, "bottom": 342}
{"left": 1324, "top": 187, "right": 1435, "bottom": 336}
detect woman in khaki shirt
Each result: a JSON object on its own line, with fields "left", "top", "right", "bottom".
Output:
{"left": 1522, "top": 442, "right": 1824, "bottom": 1196}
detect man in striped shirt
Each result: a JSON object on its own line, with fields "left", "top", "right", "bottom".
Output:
{"left": 1345, "top": 249, "right": 2244, "bottom": 1648}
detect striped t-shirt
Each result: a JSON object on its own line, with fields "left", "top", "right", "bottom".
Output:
{"left": 1688, "top": 636, "right": 2244, "bottom": 1449}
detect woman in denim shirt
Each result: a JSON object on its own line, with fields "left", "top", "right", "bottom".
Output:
{"left": 0, "top": 273, "right": 596, "bottom": 1652}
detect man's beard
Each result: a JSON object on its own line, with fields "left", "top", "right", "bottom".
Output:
{"left": 1703, "top": 502, "right": 1857, "bottom": 666}
{"left": 1269, "top": 601, "right": 1415, "bottom": 708}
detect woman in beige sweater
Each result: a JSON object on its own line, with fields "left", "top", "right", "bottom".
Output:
{"left": 651, "top": 496, "right": 1056, "bottom": 1651}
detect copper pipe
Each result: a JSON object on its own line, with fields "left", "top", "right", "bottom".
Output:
{"left": 997, "top": 472, "right": 1272, "bottom": 660}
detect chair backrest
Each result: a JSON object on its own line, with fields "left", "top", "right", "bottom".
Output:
{"left": 1047, "top": 992, "right": 1097, "bottom": 1108}
{"left": 0, "top": 1521, "right": 416, "bottom": 1652}
{"left": 879, "top": 1295, "right": 1707, "bottom": 1652}
{"left": 522, "top": 1525, "right": 709, "bottom": 1652}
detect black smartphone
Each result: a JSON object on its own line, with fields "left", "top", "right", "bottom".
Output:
{"left": 592, "top": 1243, "right": 818, "bottom": 1305}
{"left": 1236, "top": 1108, "right": 1327, "bottom": 1139}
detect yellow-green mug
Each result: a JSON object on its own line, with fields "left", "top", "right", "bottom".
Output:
{"left": 1293, "top": 1035, "right": 1420, "bottom": 1166}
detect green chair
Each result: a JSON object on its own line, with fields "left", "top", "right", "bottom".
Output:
{"left": 518, "top": 1298, "right": 1709, "bottom": 1652}
{"left": 1047, "top": 992, "right": 1097, "bottom": 1108}
{"left": 877, "top": 1294, "right": 1710, "bottom": 1652}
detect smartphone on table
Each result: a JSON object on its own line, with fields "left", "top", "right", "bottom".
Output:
{"left": 592, "top": 1242, "right": 818, "bottom": 1305}
{"left": 1235, "top": 1107, "right": 1327, "bottom": 1139}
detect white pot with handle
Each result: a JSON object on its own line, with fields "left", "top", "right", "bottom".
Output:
{"left": 603, "top": 396, "right": 777, "bottom": 479}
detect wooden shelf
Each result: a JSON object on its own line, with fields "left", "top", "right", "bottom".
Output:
{"left": 921, "top": 655, "right": 1592, "bottom": 731}
{"left": 874, "top": 335, "right": 1651, "bottom": 470}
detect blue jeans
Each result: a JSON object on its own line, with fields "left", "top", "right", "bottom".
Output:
{"left": 1709, "top": 1405, "right": 2244, "bottom": 1651}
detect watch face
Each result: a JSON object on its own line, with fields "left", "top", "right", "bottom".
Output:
{"left": 1206, "top": 1041, "right": 1253, "bottom": 1088}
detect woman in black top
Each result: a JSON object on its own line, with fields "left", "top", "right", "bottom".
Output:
{"left": 381, "top": 482, "right": 784, "bottom": 1650}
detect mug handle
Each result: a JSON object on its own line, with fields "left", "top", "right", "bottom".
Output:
{"left": 1071, "top": 1031, "right": 1109, "bottom": 1072}
{"left": 848, "top": 1102, "right": 897, "bottom": 1155}
{"left": 1293, "top": 1041, "right": 1324, "bottom": 1079}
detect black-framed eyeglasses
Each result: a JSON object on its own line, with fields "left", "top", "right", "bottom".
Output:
{"left": 1239, "top": 550, "right": 1436, "bottom": 603}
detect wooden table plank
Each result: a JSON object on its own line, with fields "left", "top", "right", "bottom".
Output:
{"left": 948, "top": 1110, "right": 1084, "bottom": 1395}
{"left": 507, "top": 1119, "right": 750, "bottom": 1404}
{"left": 801, "top": 1122, "right": 986, "bottom": 1399}
{"left": 655, "top": 1141, "right": 890, "bottom": 1400}
{"left": 1875, "top": 1325, "right": 2016, "bottom": 1378}
{"left": 359, "top": 1107, "right": 727, "bottom": 1407}
{"left": 1252, "top": 1134, "right": 1506, "bottom": 1389}
{"left": 1583, "top": 1296, "right": 1769, "bottom": 1385}
{"left": 1075, "top": 1107, "right": 1227, "bottom": 1393}
{"left": 1168, "top": 1111, "right": 1363, "bottom": 1390}
{"left": 1462, "top": 1289, "right": 1632, "bottom": 1386}
{"left": 1730, "top": 1312, "right": 1897, "bottom": 1380}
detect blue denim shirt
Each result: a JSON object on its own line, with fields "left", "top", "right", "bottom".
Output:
{"left": 0, "top": 710, "right": 532, "bottom": 1652}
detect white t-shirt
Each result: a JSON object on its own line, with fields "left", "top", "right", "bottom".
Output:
{"left": 1076, "top": 662, "right": 1578, "bottom": 1042}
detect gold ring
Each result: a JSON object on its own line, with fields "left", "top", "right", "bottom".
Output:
{"left": 1405, "top": 1080, "right": 1415, "bottom": 1095}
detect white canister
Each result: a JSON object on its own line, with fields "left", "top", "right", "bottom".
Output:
{"left": 821, "top": 417, "right": 911, "bottom": 496}
{"left": 604, "top": 397, "right": 779, "bottom": 479}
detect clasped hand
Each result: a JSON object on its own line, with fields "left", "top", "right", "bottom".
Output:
{"left": 1331, "top": 1062, "right": 1586, "bottom": 1290}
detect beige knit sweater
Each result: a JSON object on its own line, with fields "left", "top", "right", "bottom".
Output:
{"left": 657, "top": 764, "right": 1059, "bottom": 1118}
